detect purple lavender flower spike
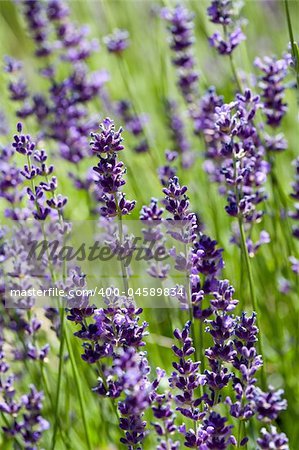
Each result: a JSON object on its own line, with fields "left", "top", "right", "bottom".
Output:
{"left": 91, "top": 117, "right": 136, "bottom": 218}
{"left": 140, "top": 198, "right": 171, "bottom": 279}
{"left": 165, "top": 99, "right": 194, "bottom": 167}
{"left": 5, "top": 0, "right": 106, "bottom": 201}
{"left": 152, "top": 374, "right": 179, "bottom": 450}
{"left": 114, "top": 99, "right": 149, "bottom": 153}
{"left": 207, "top": 0, "right": 234, "bottom": 25}
{"left": 91, "top": 118, "right": 124, "bottom": 154}
{"left": 169, "top": 321, "right": 205, "bottom": 421}
{"left": 228, "top": 312, "right": 263, "bottom": 422}
{"left": 162, "top": 5, "right": 199, "bottom": 103}
{"left": 158, "top": 150, "right": 178, "bottom": 187}
{"left": 207, "top": 0, "right": 246, "bottom": 57}
{"left": 204, "top": 412, "right": 237, "bottom": 448}
{"left": 12, "top": 123, "right": 68, "bottom": 221}
{"left": 290, "top": 157, "right": 299, "bottom": 240}
{"left": 255, "top": 56, "right": 288, "bottom": 128}
{"left": 255, "top": 387, "right": 287, "bottom": 422}
{"left": 0, "top": 344, "right": 49, "bottom": 449}
{"left": 209, "top": 28, "right": 245, "bottom": 56}
{"left": 23, "top": 0, "right": 52, "bottom": 57}
{"left": 212, "top": 92, "right": 269, "bottom": 232}
{"left": 257, "top": 426, "right": 289, "bottom": 450}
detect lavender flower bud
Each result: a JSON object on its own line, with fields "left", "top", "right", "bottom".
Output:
{"left": 104, "top": 29, "right": 130, "bottom": 54}
{"left": 257, "top": 426, "right": 289, "bottom": 450}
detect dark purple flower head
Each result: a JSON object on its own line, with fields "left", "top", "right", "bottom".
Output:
{"left": 47, "top": 0, "right": 69, "bottom": 21}
{"left": 93, "top": 154, "right": 126, "bottom": 194}
{"left": 163, "top": 176, "right": 197, "bottom": 243}
{"left": 161, "top": 6, "right": 195, "bottom": 53}
{"left": 212, "top": 96, "right": 269, "bottom": 226}
{"left": 255, "top": 387, "right": 287, "bottom": 422}
{"left": 90, "top": 118, "right": 124, "bottom": 154}
{"left": 91, "top": 118, "right": 135, "bottom": 217}
{"left": 152, "top": 386, "right": 178, "bottom": 449}
{"left": 23, "top": 0, "right": 52, "bottom": 57}
{"left": 211, "top": 279, "right": 238, "bottom": 311}
{"left": 255, "top": 56, "right": 288, "bottom": 128}
{"left": 180, "top": 424, "right": 213, "bottom": 448}
{"left": 12, "top": 125, "right": 35, "bottom": 156}
{"left": 227, "top": 312, "right": 263, "bottom": 422}
{"left": 207, "top": 1, "right": 234, "bottom": 25}
{"left": 209, "top": 28, "right": 245, "bottom": 55}
{"left": 4, "top": 56, "right": 23, "bottom": 73}
{"left": 140, "top": 198, "right": 164, "bottom": 222}
{"left": 104, "top": 29, "right": 130, "bottom": 53}
{"left": 114, "top": 349, "right": 152, "bottom": 448}
{"left": 203, "top": 412, "right": 237, "bottom": 448}
{"left": 192, "top": 234, "right": 224, "bottom": 282}
{"left": 264, "top": 133, "right": 287, "bottom": 152}
{"left": 257, "top": 426, "right": 289, "bottom": 450}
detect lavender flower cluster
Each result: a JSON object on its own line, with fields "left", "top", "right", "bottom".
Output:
{"left": 162, "top": 5, "right": 199, "bottom": 103}
{"left": 207, "top": 0, "right": 246, "bottom": 56}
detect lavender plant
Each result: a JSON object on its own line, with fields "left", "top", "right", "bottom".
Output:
{"left": 0, "top": 1, "right": 297, "bottom": 449}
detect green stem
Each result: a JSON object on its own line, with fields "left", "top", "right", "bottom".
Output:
{"left": 199, "top": 319, "right": 205, "bottom": 373}
{"left": 223, "top": 25, "right": 243, "bottom": 93}
{"left": 65, "top": 330, "right": 92, "bottom": 450}
{"left": 284, "top": 0, "right": 299, "bottom": 94}
{"left": 51, "top": 307, "right": 66, "bottom": 450}
{"left": 237, "top": 420, "right": 247, "bottom": 449}
{"left": 96, "top": 362, "right": 120, "bottom": 422}
{"left": 0, "top": 412, "right": 23, "bottom": 448}
{"left": 238, "top": 217, "right": 266, "bottom": 389}
{"left": 116, "top": 56, "right": 158, "bottom": 170}
{"left": 229, "top": 53, "right": 242, "bottom": 93}
{"left": 114, "top": 192, "right": 129, "bottom": 296}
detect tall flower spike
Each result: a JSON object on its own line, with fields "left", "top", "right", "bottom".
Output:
{"left": 207, "top": 0, "right": 234, "bottom": 25}
{"left": 290, "top": 157, "right": 299, "bottom": 240}
{"left": 255, "top": 55, "right": 288, "bottom": 128}
{"left": 169, "top": 321, "right": 205, "bottom": 421}
{"left": 115, "top": 100, "right": 149, "bottom": 153}
{"left": 12, "top": 123, "right": 67, "bottom": 221}
{"left": 207, "top": 0, "right": 245, "bottom": 56}
{"left": 152, "top": 376, "right": 179, "bottom": 450}
{"left": 165, "top": 99, "right": 193, "bottom": 168}
{"left": 5, "top": 0, "right": 107, "bottom": 199}
{"left": 91, "top": 117, "right": 136, "bottom": 217}
{"left": 162, "top": 5, "right": 199, "bottom": 103}
{"left": 213, "top": 92, "right": 269, "bottom": 227}
{"left": 158, "top": 150, "right": 178, "bottom": 188}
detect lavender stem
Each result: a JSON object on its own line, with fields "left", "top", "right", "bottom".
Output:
{"left": 114, "top": 192, "right": 130, "bottom": 296}
{"left": 65, "top": 330, "right": 92, "bottom": 450}
{"left": 284, "top": 0, "right": 299, "bottom": 94}
{"left": 237, "top": 216, "right": 266, "bottom": 389}
{"left": 223, "top": 24, "right": 242, "bottom": 92}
